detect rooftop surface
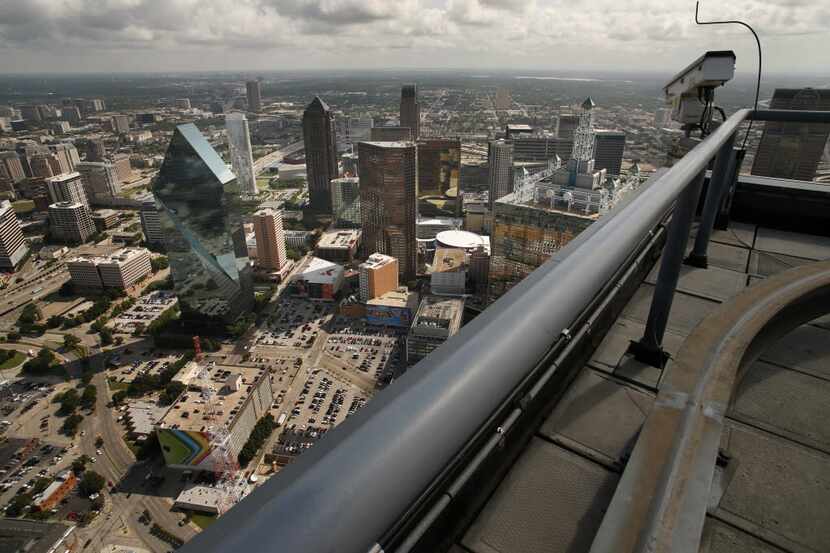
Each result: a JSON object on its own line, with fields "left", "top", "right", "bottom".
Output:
{"left": 431, "top": 248, "right": 467, "bottom": 274}
{"left": 317, "top": 229, "right": 361, "bottom": 249}
{"left": 460, "top": 219, "right": 830, "bottom": 553}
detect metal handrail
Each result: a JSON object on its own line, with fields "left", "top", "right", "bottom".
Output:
{"left": 181, "top": 108, "right": 752, "bottom": 553}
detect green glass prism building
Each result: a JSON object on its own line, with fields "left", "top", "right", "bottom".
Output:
{"left": 152, "top": 123, "right": 254, "bottom": 323}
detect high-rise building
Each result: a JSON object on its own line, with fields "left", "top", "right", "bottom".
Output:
{"left": 0, "top": 152, "right": 25, "bottom": 183}
{"left": 303, "top": 97, "right": 338, "bottom": 213}
{"left": 48, "top": 201, "right": 95, "bottom": 244}
{"left": 84, "top": 99, "right": 105, "bottom": 113}
{"left": 86, "top": 139, "right": 106, "bottom": 162}
{"left": 46, "top": 172, "right": 89, "bottom": 208}
{"left": 593, "top": 130, "right": 626, "bottom": 176}
{"left": 0, "top": 200, "right": 28, "bottom": 271}
{"left": 50, "top": 143, "right": 80, "bottom": 172}
{"left": 358, "top": 141, "right": 418, "bottom": 280}
{"left": 110, "top": 153, "right": 132, "bottom": 182}
{"left": 246, "top": 80, "right": 262, "bottom": 113}
{"left": 400, "top": 84, "right": 420, "bottom": 140}
{"left": 76, "top": 161, "right": 121, "bottom": 199}
{"left": 19, "top": 105, "right": 43, "bottom": 122}
{"left": 225, "top": 113, "right": 257, "bottom": 196}
{"left": 488, "top": 140, "right": 514, "bottom": 210}
{"left": 512, "top": 135, "right": 573, "bottom": 162}
{"left": 152, "top": 123, "right": 253, "bottom": 322}
{"left": 29, "top": 155, "right": 59, "bottom": 179}
{"left": 751, "top": 88, "right": 830, "bottom": 181}
{"left": 359, "top": 253, "right": 399, "bottom": 302}
{"left": 558, "top": 114, "right": 580, "bottom": 139}
{"left": 174, "top": 98, "right": 192, "bottom": 110}
{"left": 252, "top": 208, "right": 287, "bottom": 271}
{"left": 60, "top": 106, "right": 82, "bottom": 124}
{"left": 406, "top": 295, "right": 464, "bottom": 364}
{"left": 111, "top": 114, "right": 130, "bottom": 134}
{"left": 330, "top": 177, "right": 361, "bottom": 228}
{"left": 370, "top": 127, "right": 412, "bottom": 142}
{"left": 417, "top": 138, "right": 461, "bottom": 197}
{"left": 348, "top": 118, "right": 374, "bottom": 144}
{"left": 139, "top": 195, "right": 164, "bottom": 245}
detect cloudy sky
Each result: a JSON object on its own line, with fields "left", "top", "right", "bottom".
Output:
{"left": 0, "top": 0, "right": 828, "bottom": 75}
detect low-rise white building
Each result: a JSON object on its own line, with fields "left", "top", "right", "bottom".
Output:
{"left": 66, "top": 247, "right": 152, "bottom": 290}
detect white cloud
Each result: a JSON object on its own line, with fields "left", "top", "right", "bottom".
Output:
{"left": 0, "top": 0, "right": 827, "bottom": 72}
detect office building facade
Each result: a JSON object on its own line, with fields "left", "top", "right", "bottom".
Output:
{"left": 400, "top": 84, "right": 420, "bottom": 140}
{"left": 0, "top": 200, "right": 28, "bottom": 270}
{"left": 66, "top": 248, "right": 152, "bottom": 290}
{"left": 751, "top": 88, "right": 830, "bottom": 181}
{"left": 48, "top": 201, "right": 95, "bottom": 244}
{"left": 370, "top": 127, "right": 412, "bottom": 142}
{"left": 488, "top": 140, "right": 514, "bottom": 210}
{"left": 331, "top": 177, "right": 361, "bottom": 228}
{"left": 512, "top": 135, "right": 573, "bottom": 162}
{"left": 593, "top": 131, "right": 626, "bottom": 176}
{"left": 246, "top": 80, "right": 262, "bottom": 113}
{"left": 359, "top": 253, "right": 399, "bottom": 302}
{"left": 225, "top": 112, "right": 257, "bottom": 196}
{"left": 0, "top": 152, "right": 25, "bottom": 183}
{"left": 139, "top": 196, "right": 164, "bottom": 245}
{"left": 358, "top": 142, "right": 418, "bottom": 280}
{"left": 152, "top": 123, "right": 254, "bottom": 322}
{"left": 76, "top": 161, "right": 121, "bottom": 200}
{"left": 252, "top": 208, "right": 287, "bottom": 271}
{"left": 46, "top": 172, "right": 89, "bottom": 208}
{"left": 302, "top": 97, "right": 338, "bottom": 213}
{"left": 112, "top": 114, "right": 130, "bottom": 134}
{"left": 417, "top": 138, "right": 461, "bottom": 197}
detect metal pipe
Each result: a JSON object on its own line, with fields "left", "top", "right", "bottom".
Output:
{"left": 686, "top": 134, "right": 736, "bottom": 268}
{"left": 180, "top": 109, "right": 750, "bottom": 553}
{"left": 631, "top": 170, "right": 705, "bottom": 367}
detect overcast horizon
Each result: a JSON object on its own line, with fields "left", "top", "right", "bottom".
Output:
{"left": 1, "top": 0, "right": 829, "bottom": 76}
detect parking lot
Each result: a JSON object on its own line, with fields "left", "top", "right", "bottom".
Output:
{"left": 107, "top": 353, "right": 183, "bottom": 387}
{"left": 109, "top": 291, "right": 178, "bottom": 334}
{"left": 284, "top": 368, "right": 368, "bottom": 429}
{"left": 323, "top": 333, "right": 401, "bottom": 383}
{"left": 254, "top": 299, "right": 333, "bottom": 349}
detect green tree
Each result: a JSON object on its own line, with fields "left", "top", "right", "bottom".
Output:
{"left": 71, "top": 455, "right": 91, "bottom": 475}
{"left": 60, "top": 413, "right": 83, "bottom": 436}
{"left": 79, "top": 471, "right": 105, "bottom": 496}
{"left": 150, "top": 256, "right": 169, "bottom": 272}
{"left": 57, "top": 389, "right": 80, "bottom": 415}
{"left": 80, "top": 385, "right": 97, "bottom": 410}
{"left": 63, "top": 334, "right": 81, "bottom": 350}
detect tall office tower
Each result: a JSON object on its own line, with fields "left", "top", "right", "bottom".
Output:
{"left": 417, "top": 138, "right": 461, "bottom": 196}
{"left": 494, "top": 88, "right": 513, "bottom": 111}
{"left": 61, "top": 106, "right": 82, "bottom": 124}
{"left": 488, "top": 140, "right": 515, "bottom": 210}
{"left": 152, "top": 123, "right": 253, "bottom": 322}
{"left": 76, "top": 161, "right": 121, "bottom": 199}
{"left": 139, "top": 195, "right": 164, "bottom": 245}
{"left": 252, "top": 208, "right": 287, "bottom": 271}
{"left": 49, "top": 143, "right": 79, "bottom": 173}
{"left": 174, "top": 98, "right": 192, "bottom": 110}
{"left": 0, "top": 152, "right": 25, "bottom": 183}
{"left": 85, "top": 99, "right": 105, "bottom": 113}
{"left": 86, "top": 139, "right": 107, "bottom": 162}
{"left": 469, "top": 245, "right": 491, "bottom": 303}
{"left": 225, "top": 113, "right": 257, "bottom": 196}
{"left": 110, "top": 153, "right": 132, "bottom": 182}
{"left": 359, "top": 141, "right": 418, "bottom": 280}
{"left": 19, "top": 105, "right": 43, "bottom": 122}
{"left": 0, "top": 200, "right": 28, "bottom": 271}
{"left": 400, "top": 84, "right": 420, "bottom": 140}
{"left": 246, "top": 80, "right": 262, "bottom": 113}
{"left": 348, "top": 118, "right": 374, "bottom": 143}
{"left": 359, "top": 253, "right": 399, "bottom": 302}
{"left": 48, "top": 201, "right": 95, "bottom": 244}
{"left": 370, "top": 127, "right": 412, "bottom": 142}
{"left": 303, "top": 97, "right": 338, "bottom": 213}
{"left": 558, "top": 114, "right": 580, "bottom": 140}
{"left": 512, "top": 135, "right": 573, "bottom": 162}
{"left": 111, "top": 114, "right": 130, "bottom": 134}
{"left": 30, "top": 155, "right": 59, "bottom": 179}
{"left": 46, "top": 172, "right": 89, "bottom": 208}
{"left": 330, "top": 177, "right": 361, "bottom": 228}
{"left": 593, "top": 130, "right": 626, "bottom": 176}
{"left": 752, "top": 88, "right": 830, "bottom": 181}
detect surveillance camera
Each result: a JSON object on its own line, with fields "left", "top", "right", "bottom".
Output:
{"left": 664, "top": 51, "right": 736, "bottom": 127}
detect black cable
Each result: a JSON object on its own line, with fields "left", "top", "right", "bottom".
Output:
{"left": 695, "top": 1, "right": 762, "bottom": 151}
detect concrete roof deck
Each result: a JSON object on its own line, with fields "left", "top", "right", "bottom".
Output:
{"left": 460, "top": 220, "right": 830, "bottom": 553}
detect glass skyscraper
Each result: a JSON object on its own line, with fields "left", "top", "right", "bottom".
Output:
{"left": 152, "top": 123, "right": 254, "bottom": 323}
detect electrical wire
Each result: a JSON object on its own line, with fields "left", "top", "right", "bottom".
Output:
{"left": 695, "top": 1, "right": 762, "bottom": 151}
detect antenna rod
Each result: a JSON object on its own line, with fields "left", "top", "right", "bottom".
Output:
{"left": 695, "top": 1, "right": 762, "bottom": 150}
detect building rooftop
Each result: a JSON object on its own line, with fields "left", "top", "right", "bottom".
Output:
{"left": 361, "top": 253, "right": 396, "bottom": 270}
{"left": 295, "top": 256, "right": 344, "bottom": 284}
{"left": 410, "top": 295, "right": 464, "bottom": 336}
{"left": 317, "top": 229, "right": 361, "bottom": 250}
{"left": 65, "top": 247, "right": 148, "bottom": 267}
{"left": 158, "top": 363, "right": 269, "bottom": 433}
{"left": 360, "top": 141, "right": 415, "bottom": 148}
{"left": 436, "top": 229, "right": 489, "bottom": 251}
{"left": 431, "top": 248, "right": 467, "bottom": 274}
{"left": 367, "top": 287, "right": 419, "bottom": 310}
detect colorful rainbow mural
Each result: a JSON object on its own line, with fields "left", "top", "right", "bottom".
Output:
{"left": 157, "top": 428, "right": 213, "bottom": 467}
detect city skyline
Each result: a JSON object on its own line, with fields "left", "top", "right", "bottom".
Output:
{"left": 0, "top": 1, "right": 829, "bottom": 75}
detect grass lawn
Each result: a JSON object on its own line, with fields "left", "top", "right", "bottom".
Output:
{"left": 108, "top": 378, "right": 129, "bottom": 391}
{"left": 0, "top": 351, "right": 26, "bottom": 370}
{"left": 190, "top": 512, "right": 217, "bottom": 529}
